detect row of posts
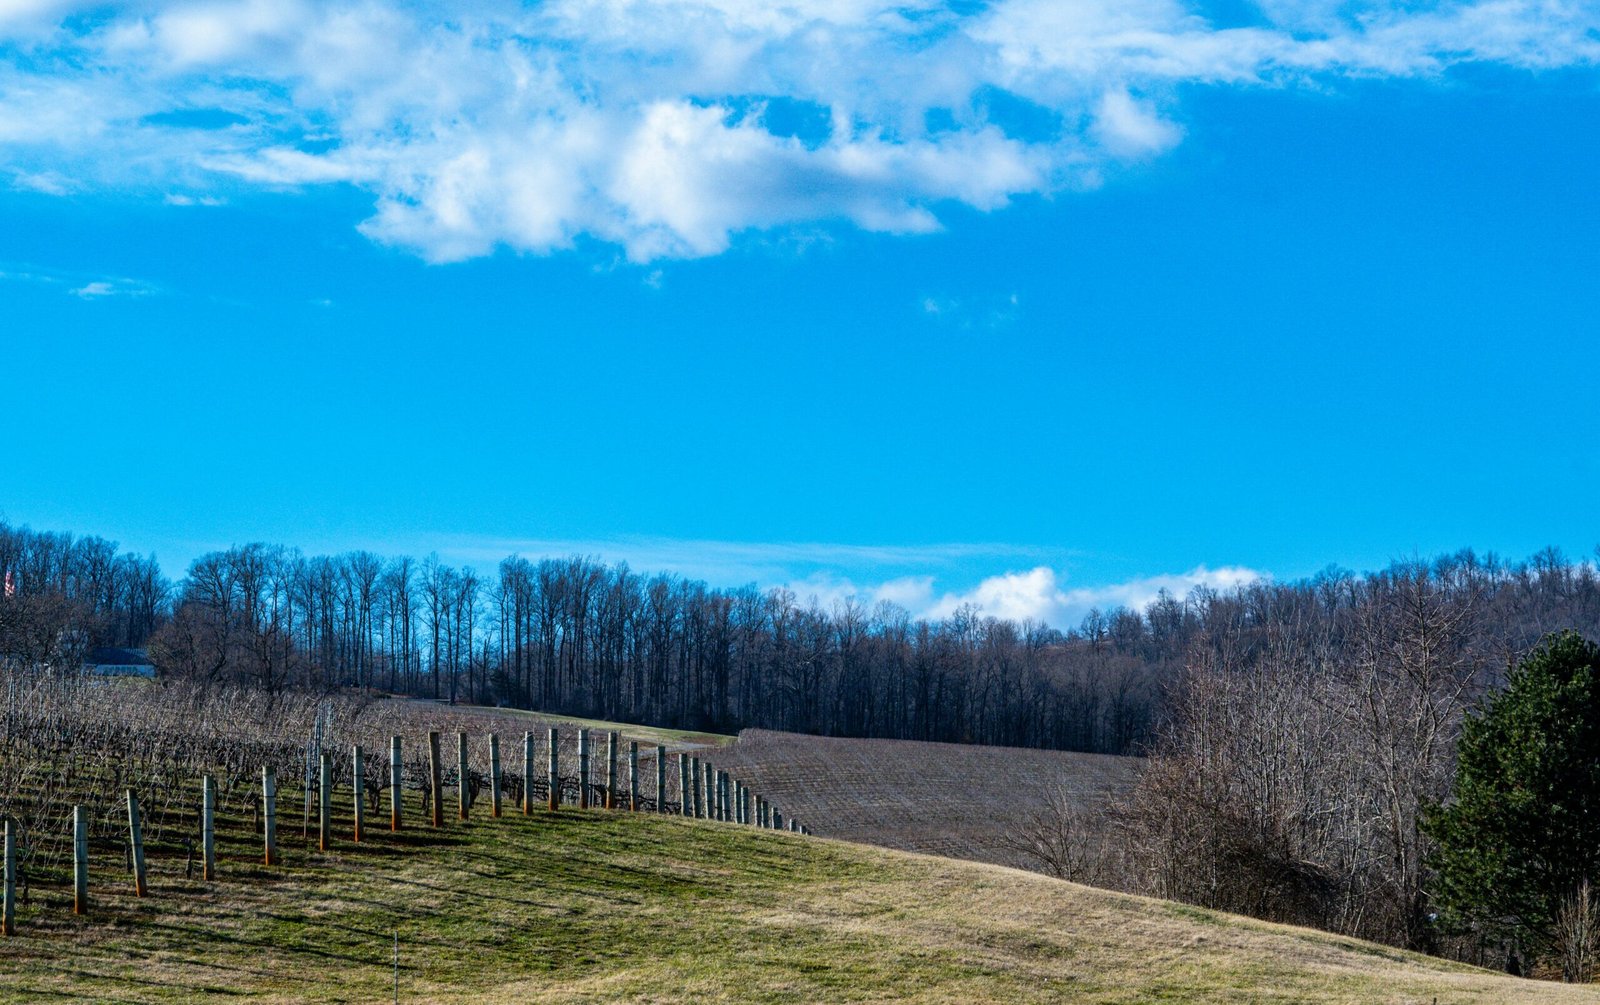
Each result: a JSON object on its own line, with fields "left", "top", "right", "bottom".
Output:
{"left": 0, "top": 726, "right": 806, "bottom": 935}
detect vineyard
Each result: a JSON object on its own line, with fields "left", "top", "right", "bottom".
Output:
{"left": 0, "top": 672, "right": 728, "bottom": 905}
{"left": 0, "top": 666, "right": 1137, "bottom": 906}
{"left": 710, "top": 728, "right": 1141, "bottom": 872}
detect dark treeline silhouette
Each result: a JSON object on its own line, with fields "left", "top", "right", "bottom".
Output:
{"left": 3, "top": 519, "right": 1599, "bottom": 764}
{"left": 146, "top": 546, "right": 1156, "bottom": 753}
{"left": 0, "top": 523, "right": 165, "bottom": 669}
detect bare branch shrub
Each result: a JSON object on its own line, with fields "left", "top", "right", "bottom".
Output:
{"left": 999, "top": 784, "right": 1118, "bottom": 886}
{"left": 1556, "top": 879, "right": 1599, "bottom": 984}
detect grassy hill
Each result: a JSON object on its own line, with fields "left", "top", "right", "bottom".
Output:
{"left": 2, "top": 806, "right": 1593, "bottom": 1004}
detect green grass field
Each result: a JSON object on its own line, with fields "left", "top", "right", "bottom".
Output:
{"left": 3, "top": 803, "right": 1597, "bottom": 1004}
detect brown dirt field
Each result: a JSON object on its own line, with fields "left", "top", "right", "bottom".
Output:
{"left": 699, "top": 728, "right": 1141, "bottom": 870}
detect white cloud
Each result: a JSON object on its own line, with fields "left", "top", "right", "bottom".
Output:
{"left": 2, "top": 0, "right": 1591, "bottom": 261}
{"left": 925, "top": 566, "right": 1066, "bottom": 623}
{"left": 0, "top": 0, "right": 74, "bottom": 37}
{"left": 211, "top": 526, "right": 1264, "bottom": 630}
{"left": 11, "top": 169, "right": 73, "bottom": 194}
{"left": 1092, "top": 89, "right": 1183, "bottom": 157}
{"left": 69, "top": 277, "right": 156, "bottom": 298}
{"left": 918, "top": 563, "right": 1266, "bottom": 627}
{"left": 1057, "top": 563, "right": 1263, "bottom": 620}
{"left": 777, "top": 563, "right": 1266, "bottom": 628}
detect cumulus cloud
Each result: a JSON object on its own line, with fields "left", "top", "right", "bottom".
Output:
{"left": 916, "top": 563, "right": 1265, "bottom": 627}
{"left": 779, "top": 562, "right": 1266, "bottom": 629}
{"left": 2, "top": 0, "right": 1593, "bottom": 261}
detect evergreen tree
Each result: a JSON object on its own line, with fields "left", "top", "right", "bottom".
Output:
{"left": 1426, "top": 631, "right": 1600, "bottom": 978}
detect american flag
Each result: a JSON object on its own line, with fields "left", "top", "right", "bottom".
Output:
{"left": 3, "top": 569, "right": 13, "bottom": 599}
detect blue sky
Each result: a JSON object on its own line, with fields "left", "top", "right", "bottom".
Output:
{"left": 2, "top": 0, "right": 1598, "bottom": 627}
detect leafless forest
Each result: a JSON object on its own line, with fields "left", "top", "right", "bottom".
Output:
{"left": 4, "top": 519, "right": 1600, "bottom": 962}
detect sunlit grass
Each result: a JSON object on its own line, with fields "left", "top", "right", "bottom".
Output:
{"left": 3, "top": 805, "right": 1597, "bottom": 1004}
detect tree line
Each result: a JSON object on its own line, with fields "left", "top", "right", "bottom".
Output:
{"left": 0, "top": 523, "right": 1156, "bottom": 752}
{"left": 3, "top": 520, "right": 1600, "bottom": 765}
{"left": 1109, "top": 549, "right": 1600, "bottom": 967}
{"left": 0, "top": 524, "right": 164, "bottom": 669}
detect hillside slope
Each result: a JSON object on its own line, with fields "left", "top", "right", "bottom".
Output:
{"left": 0, "top": 808, "right": 1590, "bottom": 1004}
{"left": 707, "top": 728, "right": 1140, "bottom": 869}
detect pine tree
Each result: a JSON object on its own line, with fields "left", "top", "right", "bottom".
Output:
{"left": 1426, "top": 631, "right": 1600, "bottom": 979}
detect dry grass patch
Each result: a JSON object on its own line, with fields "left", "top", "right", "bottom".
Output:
{"left": 0, "top": 811, "right": 1595, "bottom": 1004}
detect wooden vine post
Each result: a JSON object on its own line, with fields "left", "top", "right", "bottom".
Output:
{"left": 628, "top": 741, "right": 640, "bottom": 812}
{"left": 427, "top": 731, "right": 444, "bottom": 828}
{"left": 263, "top": 766, "right": 278, "bottom": 865}
{"left": 704, "top": 764, "right": 716, "bottom": 822}
{"left": 203, "top": 775, "right": 218, "bottom": 878}
{"left": 318, "top": 755, "right": 332, "bottom": 852}
{"left": 457, "top": 732, "right": 471, "bottom": 821}
{"left": 522, "top": 731, "right": 535, "bottom": 815}
{"left": 1, "top": 817, "right": 14, "bottom": 937}
{"left": 489, "top": 733, "right": 503, "bottom": 818}
{"left": 688, "top": 757, "right": 700, "bottom": 818}
{"left": 678, "top": 753, "right": 690, "bottom": 816}
{"left": 352, "top": 745, "right": 366, "bottom": 843}
{"left": 605, "top": 731, "right": 619, "bottom": 810}
{"left": 127, "top": 790, "right": 148, "bottom": 896}
{"left": 655, "top": 745, "right": 667, "bottom": 814}
{"left": 578, "top": 729, "right": 590, "bottom": 810}
{"left": 72, "top": 805, "right": 88, "bottom": 915}
{"left": 547, "top": 728, "right": 560, "bottom": 811}
{"left": 389, "top": 737, "right": 403, "bottom": 831}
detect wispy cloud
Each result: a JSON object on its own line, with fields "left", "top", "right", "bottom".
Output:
{"left": 919, "top": 291, "right": 1021, "bottom": 330}
{"left": 422, "top": 533, "right": 1050, "bottom": 585}
{"left": 1, "top": 262, "right": 159, "bottom": 298}
{"left": 400, "top": 531, "right": 1257, "bottom": 629}
{"left": 0, "top": 0, "right": 1592, "bottom": 262}
{"left": 70, "top": 277, "right": 156, "bottom": 298}
{"left": 11, "top": 169, "right": 74, "bottom": 194}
